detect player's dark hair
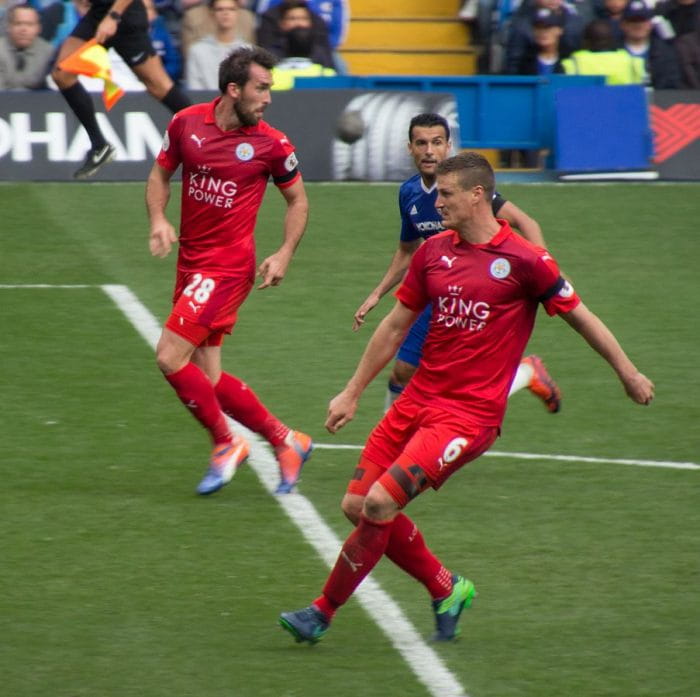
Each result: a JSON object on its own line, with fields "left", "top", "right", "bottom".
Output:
{"left": 436, "top": 152, "right": 495, "bottom": 198}
{"left": 408, "top": 113, "right": 450, "bottom": 142}
{"left": 218, "top": 46, "right": 278, "bottom": 94}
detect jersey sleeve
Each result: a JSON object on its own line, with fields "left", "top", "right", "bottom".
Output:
{"left": 399, "top": 186, "right": 420, "bottom": 242}
{"left": 529, "top": 252, "right": 581, "bottom": 316}
{"left": 156, "top": 112, "right": 184, "bottom": 172}
{"left": 395, "top": 242, "right": 429, "bottom": 311}
{"left": 269, "top": 133, "right": 301, "bottom": 189}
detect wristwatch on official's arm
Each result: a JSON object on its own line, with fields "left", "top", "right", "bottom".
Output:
{"left": 108, "top": 10, "right": 122, "bottom": 21}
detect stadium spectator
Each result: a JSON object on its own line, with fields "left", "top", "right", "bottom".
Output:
{"left": 621, "top": 0, "right": 682, "bottom": 87}
{"left": 254, "top": 0, "right": 348, "bottom": 51}
{"left": 0, "top": 4, "right": 53, "bottom": 88}
{"left": 144, "top": 0, "right": 182, "bottom": 82}
{"left": 0, "top": 0, "right": 25, "bottom": 35}
{"left": 594, "top": 0, "right": 627, "bottom": 43}
{"left": 504, "top": 0, "right": 585, "bottom": 74}
{"left": 279, "top": 151, "right": 654, "bottom": 645}
{"left": 180, "top": 0, "right": 254, "bottom": 57}
{"left": 676, "top": 10, "right": 700, "bottom": 85}
{"left": 186, "top": 0, "right": 250, "bottom": 89}
{"left": 256, "top": 0, "right": 335, "bottom": 70}
{"left": 148, "top": 0, "right": 180, "bottom": 50}
{"left": 146, "top": 46, "right": 314, "bottom": 497}
{"left": 270, "top": 25, "right": 335, "bottom": 89}
{"left": 510, "top": 6, "right": 566, "bottom": 74}
{"left": 51, "top": 0, "right": 191, "bottom": 179}
{"left": 656, "top": 0, "right": 700, "bottom": 38}
{"left": 561, "top": 17, "right": 646, "bottom": 82}
{"left": 352, "top": 112, "right": 561, "bottom": 413}
{"left": 39, "top": 0, "right": 90, "bottom": 48}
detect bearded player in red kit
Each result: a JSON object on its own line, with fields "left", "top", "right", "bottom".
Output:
{"left": 280, "top": 152, "right": 654, "bottom": 644}
{"left": 146, "top": 46, "right": 313, "bottom": 496}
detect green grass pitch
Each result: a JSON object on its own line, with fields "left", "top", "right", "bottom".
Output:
{"left": 1, "top": 181, "right": 698, "bottom": 697}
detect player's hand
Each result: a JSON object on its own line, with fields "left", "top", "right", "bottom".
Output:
{"left": 149, "top": 221, "right": 177, "bottom": 258}
{"left": 325, "top": 390, "right": 358, "bottom": 433}
{"left": 257, "top": 251, "right": 290, "bottom": 289}
{"left": 353, "top": 294, "right": 379, "bottom": 331}
{"left": 95, "top": 16, "right": 119, "bottom": 44}
{"left": 623, "top": 371, "right": 655, "bottom": 405}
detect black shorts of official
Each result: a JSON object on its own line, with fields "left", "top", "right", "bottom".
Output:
{"left": 70, "top": 0, "right": 155, "bottom": 68}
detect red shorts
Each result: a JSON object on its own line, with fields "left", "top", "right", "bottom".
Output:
{"left": 165, "top": 270, "right": 253, "bottom": 347}
{"left": 347, "top": 397, "right": 499, "bottom": 507}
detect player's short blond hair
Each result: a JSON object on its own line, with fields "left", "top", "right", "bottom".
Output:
{"left": 436, "top": 152, "right": 495, "bottom": 199}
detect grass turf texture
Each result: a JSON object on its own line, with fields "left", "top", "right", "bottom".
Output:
{"left": 1, "top": 182, "right": 698, "bottom": 697}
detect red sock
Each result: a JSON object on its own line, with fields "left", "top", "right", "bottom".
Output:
{"left": 385, "top": 512, "right": 453, "bottom": 599}
{"left": 321, "top": 514, "right": 393, "bottom": 609}
{"left": 214, "top": 372, "right": 288, "bottom": 446}
{"left": 165, "top": 363, "right": 230, "bottom": 445}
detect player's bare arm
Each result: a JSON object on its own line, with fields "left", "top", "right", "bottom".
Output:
{"left": 353, "top": 239, "right": 421, "bottom": 331}
{"left": 498, "top": 201, "right": 545, "bottom": 248}
{"left": 327, "top": 301, "right": 418, "bottom": 433}
{"left": 95, "top": 0, "right": 136, "bottom": 43}
{"left": 257, "top": 177, "right": 309, "bottom": 289}
{"left": 560, "top": 302, "right": 654, "bottom": 405}
{"left": 145, "top": 162, "right": 177, "bottom": 258}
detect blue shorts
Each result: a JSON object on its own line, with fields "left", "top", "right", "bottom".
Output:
{"left": 397, "top": 305, "right": 431, "bottom": 366}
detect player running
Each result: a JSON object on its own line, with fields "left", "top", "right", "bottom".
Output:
{"left": 146, "top": 46, "right": 312, "bottom": 496}
{"left": 353, "top": 113, "right": 561, "bottom": 413}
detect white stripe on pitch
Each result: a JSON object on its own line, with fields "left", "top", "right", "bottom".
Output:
{"left": 313, "top": 444, "right": 699, "bottom": 471}
{"left": 101, "top": 284, "right": 471, "bottom": 697}
{"left": 0, "top": 284, "right": 94, "bottom": 288}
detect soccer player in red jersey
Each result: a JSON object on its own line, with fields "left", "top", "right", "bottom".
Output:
{"left": 146, "top": 46, "right": 313, "bottom": 496}
{"left": 280, "top": 152, "right": 654, "bottom": 644}
{"left": 352, "top": 112, "right": 561, "bottom": 413}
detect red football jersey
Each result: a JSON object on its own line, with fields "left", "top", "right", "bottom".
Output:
{"left": 156, "top": 98, "right": 301, "bottom": 275}
{"left": 396, "top": 221, "right": 580, "bottom": 426}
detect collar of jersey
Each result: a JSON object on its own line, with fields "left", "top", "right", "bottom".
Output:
{"left": 451, "top": 219, "right": 512, "bottom": 247}
{"left": 420, "top": 177, "right": 437, "bottom": 195}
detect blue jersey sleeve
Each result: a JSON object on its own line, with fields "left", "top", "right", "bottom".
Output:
{"left": 399, "top": 184, "right": 421, "bottom": 242}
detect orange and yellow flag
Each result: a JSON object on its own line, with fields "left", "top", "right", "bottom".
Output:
{"left": 58, "top": 39, "right": 125, "bottom": 110}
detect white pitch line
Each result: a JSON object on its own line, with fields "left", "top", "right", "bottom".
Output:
{"left": 312, "top": 444, "right": 699, "bottom": 471}
{"left": 0, "top": 284, "right": 94, "bottom": 288}
{"left": 101, "top": 284, "right": 471, "bottom": 697}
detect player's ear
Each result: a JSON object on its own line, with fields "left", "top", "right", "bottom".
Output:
{"left": 226, "top": 82, "right": 241, "bottom": 99}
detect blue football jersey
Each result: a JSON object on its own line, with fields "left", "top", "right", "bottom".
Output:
{"left": 398, "top": 173, "right": 506, "bottom": 243}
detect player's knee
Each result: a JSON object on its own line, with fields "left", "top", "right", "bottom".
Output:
{"left": 341, "top": 494, "right": 363, "bottom": 525}
{"left": 51, "top": 66, "right": 73, "bottom": 87}
{"left": 155, "top": 341, "right": 186, "bottom": 375}
{"left": 363, "top": 484, "right": 399, "bottom": 521}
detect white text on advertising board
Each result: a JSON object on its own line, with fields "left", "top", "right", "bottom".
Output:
{"left": 0, "top": 112, "right": 163, "bottom": 162}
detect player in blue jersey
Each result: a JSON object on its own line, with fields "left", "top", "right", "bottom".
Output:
{"left": 353, "top": 112, "right": 561, "bottom": 412}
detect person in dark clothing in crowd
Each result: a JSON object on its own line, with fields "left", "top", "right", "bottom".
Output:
{"left": 621, "top": 0, "right": 682, "bottom": 88}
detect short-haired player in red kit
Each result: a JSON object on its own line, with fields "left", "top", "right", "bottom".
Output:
{"left": 146, "top": 46, "right": 313, "bottom": 496}
{"left": 280, "top": 152, "right": 655, "bottom": 643}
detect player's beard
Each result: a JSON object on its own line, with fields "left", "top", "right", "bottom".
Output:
{"left": 234, "top": 99, "right": 261, "bottom": 127}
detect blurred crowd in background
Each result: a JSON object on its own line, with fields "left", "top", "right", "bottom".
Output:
{"left": 0, "top": 0, "right": 698, "bottom": 93}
